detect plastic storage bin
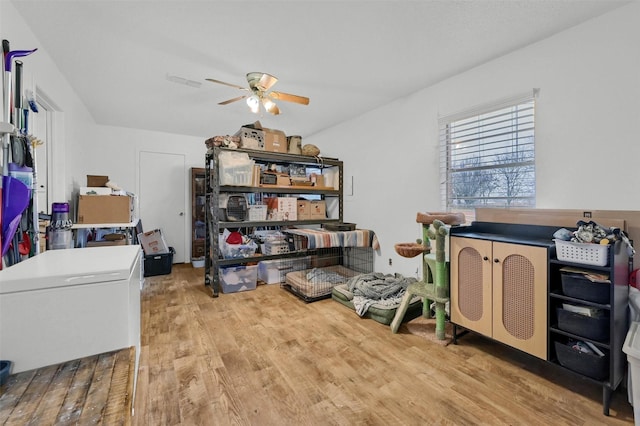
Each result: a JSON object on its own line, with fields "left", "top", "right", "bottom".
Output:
{"left": 264, "top": 240, "right": 290, "bottom": 255}
{"left": 221, "top": 242, "right": 257, "bottom": 259}
{"left": 554, "top": 239, "right": 609, "bottom": 266}
{"left": 220, "top": 265, "right": 257, "bottom": 293}
{"left": 0, "top": 360, "right": 12, "bottom": 385}
{"left": 624, "top": 321, "right": 640, "bottom": 424}
{"left": 555, "top": 341, "right": 608, "bottom": 380}
{"left": 258, "top": 257, "right": 311, "bottom": 284}
{"left": 557, "top": 308, "right": 609, "bottom": 342}
{"left": 561, "top": 272, "right": 610, "bottom": 304}
{"left": 144, "top": 247, "right": 175, "bottom": 277}
{"left": 218, "top": 151, "right": 254, "bottom": 186}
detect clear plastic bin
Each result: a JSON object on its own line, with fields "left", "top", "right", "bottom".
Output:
{"left": 220, "top": 265, "right": 257, "bottom": 293}
{"left": 218, "top": 151, "right": 254, "bottom": 186}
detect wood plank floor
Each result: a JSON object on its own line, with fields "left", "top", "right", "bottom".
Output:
{"left": 133, "top": 264, "right": 634, "bottom": 425}
{"left": 0, "top": 347, "right": 134, "bottom": 425}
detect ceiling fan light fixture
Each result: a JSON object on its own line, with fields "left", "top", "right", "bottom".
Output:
{"left": 262, "top": 98, "right": 280, "bottom": 115}
{"left": 246, "top": 94, "right": 260, "bottom": 113}
{"left": 207, "top": 72, "right": 308, "bottom": 115}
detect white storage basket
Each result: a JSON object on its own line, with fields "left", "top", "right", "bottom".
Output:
{"left": 554, "top": 239, "right": 609, "bottom": 267}
{"left": 248, "top": 205, "right": 268, "bottom": 221}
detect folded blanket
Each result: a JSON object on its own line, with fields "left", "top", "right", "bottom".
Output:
{"left": 285, "top": 229, "right": 380, "bottom": 250}
{"left": 306, "top": 268, "right": 346, "bottom": 284}
{"left": 347, "top": 272, "right": 416, "bottom": 316}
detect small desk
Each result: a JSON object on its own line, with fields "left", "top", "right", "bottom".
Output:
{"left": 72, "top": 220, "right": 140, "bottom": 246}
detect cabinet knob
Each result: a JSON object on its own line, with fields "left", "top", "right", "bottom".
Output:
{"left": 483, "top": 256, "right": 489, "bottom": 261}
{"left": 494, "top": 258, "right": 499, "bottom": 263}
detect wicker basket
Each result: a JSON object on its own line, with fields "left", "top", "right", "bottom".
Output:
{"left": 395, "top": 243, "right": 430, "bottom": 258}
{"left": 554, "top": 239, "right": 609, "bottom": 267}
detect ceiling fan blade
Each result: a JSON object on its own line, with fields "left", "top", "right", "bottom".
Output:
{"left": 218, "top": 95, "right": 247, "bottom": 105}
{"left": 257, "top": 73, "right": 278, "bottom": 91}
{"left": 269, "top": 91, "right": 310, "bottom": 105}
{"left": 206, "top": 78, "right": 249, "bottom": 91}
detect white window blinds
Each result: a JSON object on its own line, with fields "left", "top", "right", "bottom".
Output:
{"left": 439, "top": 91, "right": 537, "bottom": 212}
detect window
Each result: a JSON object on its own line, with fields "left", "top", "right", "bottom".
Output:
{"left": 439, "top": 91, "right": 536, "bottom": 220}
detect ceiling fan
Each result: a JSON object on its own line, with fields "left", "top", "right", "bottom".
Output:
{"left": 206, "top": 72, "right": 309, "bottom": 115}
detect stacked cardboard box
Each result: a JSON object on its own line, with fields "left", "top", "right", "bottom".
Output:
{"left": 266, "top": 197, "right": 297, "bottom": 221}
{"left": 297, "top": 200, "right": 326, "bottom": 220}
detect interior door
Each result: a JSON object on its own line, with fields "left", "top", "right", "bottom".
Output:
{"left": 32, "top": 102, "right": 49, "bottom": 214}
{"left": 138, "top": 151, "right": 186, "bottom": 263}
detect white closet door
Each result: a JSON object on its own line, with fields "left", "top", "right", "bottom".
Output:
{"left": 138, "top": 151, "right": 186, "bottom": 263}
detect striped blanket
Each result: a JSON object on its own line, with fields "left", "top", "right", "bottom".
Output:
{"left": 285, "top": 228, "right": 380, "bottom": 249}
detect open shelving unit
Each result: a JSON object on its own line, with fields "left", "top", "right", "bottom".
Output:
{"left": 547, "top": 240, "right": 630, "bottom": 416}
{"left": 204, "top": 146, "right": 344, "bottom": 297}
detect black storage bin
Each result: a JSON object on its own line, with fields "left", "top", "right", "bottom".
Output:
{"left": 561, "top": 272, "right": 610, "bottom": 304}
{"left": 554, "top": 341, "right": 608, "bottom": 380}
{"left": 144, "top": 247, "right": 175, "bottom": 277}
{"left": 0, "top": 360, "right": 12, "bottom": 386}
{"left": 557, "top": 308, "right": 609, "bottom": 342}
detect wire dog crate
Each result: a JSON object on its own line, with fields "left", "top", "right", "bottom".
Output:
{"left": 280, "top": 232, "right": 374, "bottom": 302}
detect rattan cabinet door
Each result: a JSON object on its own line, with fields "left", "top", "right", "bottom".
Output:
{"left": 492, "top": 242, "right": 547, "bottom": 360}
{"left": 450, "top": 237, "right": 493, "bottom": 337}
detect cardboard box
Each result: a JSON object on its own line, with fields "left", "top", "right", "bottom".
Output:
{"left": 138, "top": 229, "right": 170, "bottom": 255}
{"left": 236, "top": 121, "right": 287, "bottom": 153}
{"left": 265, "top": 197, "right": 297, "bottom": 221}
{"left": 262, "top": 171, "right": 290, "bottom": 186}
{"left": 297, "top": 199, "right": 312, "bottom": 220}
{"left": 87, "top": 175, "right": 109, "bottom": 187}
{"left": 263, "top": 128, "right": 287, "bottom": 153}
{"left": 77, "top": 195, "right": 133, "bottom": 224}
{"left": 310, "top": 200, "right": 326, "bottom": 219}
{"left": 80, "top": 186, "right": 112, "bottom": 195}
{"left": 86, "top": 239, "right": 127, "bottom": 247}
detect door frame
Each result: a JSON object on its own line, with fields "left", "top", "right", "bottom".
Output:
{"left": 136, "top": 149, "right": 188, "bottom": 263}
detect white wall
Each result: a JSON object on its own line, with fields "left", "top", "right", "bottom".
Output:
{"left": 84, "top": 125, "right": 205, "bottom": 259}
{"left": 70, "top": 125, "right": 204, "bottom": 197}
{"left": 1, "top": 2, "right": 207, "bottom": 198}
{"left": 308, "top": 3, "right": 640, "bottom": 276}
{"left": 1, "top": 1, "right": 96, "bottom": 205}
{"left": 5, "top": 2, "right": 639, "bottom": 271}
{"left": 2, "top": 2, "right": 207, "bottom": 261}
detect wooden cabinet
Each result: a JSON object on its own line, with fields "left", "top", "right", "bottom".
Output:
{"left": 191, "top": 167, "right": 206, "bottom": 260}
{"left": 450, "top": 222, "right": 632, "bottom": 415}
{"left": 451, "top": 236, "right": 548, "bottom": 359}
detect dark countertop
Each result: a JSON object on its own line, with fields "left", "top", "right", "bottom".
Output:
{"left": 450, "top": 221, "right": 559, "bottom": 248}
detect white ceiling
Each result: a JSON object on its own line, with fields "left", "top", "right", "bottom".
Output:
{"left": 10, "top": 0, "right": 631, "bottom": 139}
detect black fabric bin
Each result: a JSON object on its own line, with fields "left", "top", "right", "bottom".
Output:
{"left": 554, "top": 341, "right": 608, "bottom": 381}
{"left": 144, "top": 247, "right": 175, "bottom": 277}
{"left": 561, "top": 272, "right": 610, "bottom": 304}
{"left": 557, "top": 308, "right": 609, "bottom": 342}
